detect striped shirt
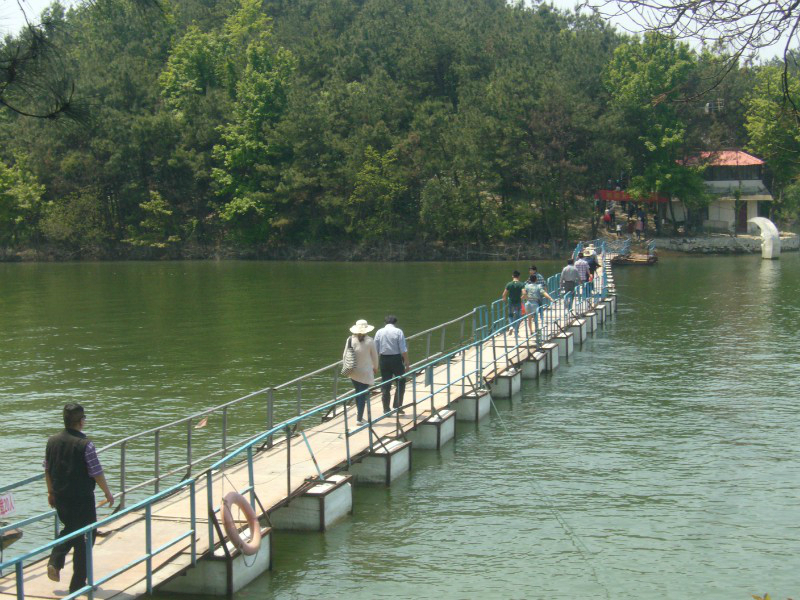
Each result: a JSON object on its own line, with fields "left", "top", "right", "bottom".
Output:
{"left": 84, "top": 442, "right": 103, "bottom": 477}
{"left": 574, "top": 258, "right": 590, "bottom": 282}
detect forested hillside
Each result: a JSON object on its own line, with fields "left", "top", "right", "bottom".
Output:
{"left": 0, "top": 0, "right": 795, "bottom": 258}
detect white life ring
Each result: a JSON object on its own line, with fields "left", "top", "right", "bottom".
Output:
{"left": 220, "top": 492, "right": 262, "bottom": 556}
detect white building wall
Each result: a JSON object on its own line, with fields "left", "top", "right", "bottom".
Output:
{"left": 747, "top": 201, "right": 759, "bottom": 234}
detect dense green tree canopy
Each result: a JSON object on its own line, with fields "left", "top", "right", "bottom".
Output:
{"left": 0, "top": 0, "right": 794, "bottom": 256}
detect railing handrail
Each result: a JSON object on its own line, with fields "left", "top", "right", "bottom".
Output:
{"left": 207, "top": 330, "right": 486, "bottom": 472}
{"left": 1, "top": 309, "right": 478, "bottom": 495}
{"left": 2, "top": 479, "right": 193, "bottom": 568}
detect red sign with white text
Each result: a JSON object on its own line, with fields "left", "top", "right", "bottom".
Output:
{"left": 0, "top": 492, "right": 16, "bottom": 518}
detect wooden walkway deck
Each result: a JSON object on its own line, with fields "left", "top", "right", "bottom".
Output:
{"left": 1, "top": 266, "right": 614, "bottom": 600}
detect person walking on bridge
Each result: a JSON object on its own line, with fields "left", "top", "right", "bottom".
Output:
{"left": 524, "top": 274, "right": 554, "bottom": 344}
{"left": 574, "top": 253, "right": 590, "bottom": 285}
{"left": 344, "top": 319, "right": 379, "bottom": 425}
{"left": 502, "top": 270, "right": 525, "bottom": 337}
{"left": 528, "top": 265, "right": 545, "bottom": 286}
{"left": 560, "top": 259, "right": 580, "bottom": 311}
{"left": 374, "top": 315, "right": 409, "bottom": 415}
{"left": 45, "top": 403, "right": 114, "bottom": 594}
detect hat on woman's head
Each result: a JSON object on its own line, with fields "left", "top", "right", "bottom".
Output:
{"left": 350, "top": 319, "right": 374, "bottom": 334}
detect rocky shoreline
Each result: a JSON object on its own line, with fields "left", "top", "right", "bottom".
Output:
{"left": 2, "top": 232, "right": 797, "bottom": 262}
{"left": 656, "top": 232, "right": 799, "bottom": 254}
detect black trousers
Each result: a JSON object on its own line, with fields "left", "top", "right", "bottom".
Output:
{"left": 379, "top": 354, "right": 406, "bottom": 412}
{"left": 49, "top": 496, "right": 96, "bottom": 593}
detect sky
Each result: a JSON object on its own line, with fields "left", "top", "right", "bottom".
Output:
{"left": 0, "top": 0, "right": 789, "bottom": 62}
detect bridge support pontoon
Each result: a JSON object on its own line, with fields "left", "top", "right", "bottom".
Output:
{"left": 595, "top": 304, "right": 606, "bottom": 324}
{"left": 406, "top": 409, "right": 456, "bottom": 449}
{"left": 568, "top": 318, "right": 587, "bottom": 343}
{"left": 269, "top": 475, "right": 353, "bottom": 532}
{"left": 455, "top": 389, "right": 491, "bottom": 421}
{"left": 554, "top": 332, "right": 574, "bottom": 357}
{"left": 521, "top": 351, "right": 546, "bottom": 379}
{"left": 349, "top": 440, "right": 411, "bottom": 485}
{"left": 160, "top": 525, "right": 272, "bottom": 598}
{"left": 489, "top": 368, "right": 521, "bottom": 398}
{"left": 541, "top": 342, "right": 559, "bottom": 371}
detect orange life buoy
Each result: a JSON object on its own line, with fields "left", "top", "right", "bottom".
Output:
{"left": 220, "top": 492, "right": 262, "bottom": 556}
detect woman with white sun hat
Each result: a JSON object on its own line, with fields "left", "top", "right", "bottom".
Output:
{"left": 343, "top": 319, "right": 379, "bottom": 425}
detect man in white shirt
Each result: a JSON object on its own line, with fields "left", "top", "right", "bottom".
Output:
{"left": 374, "top": 315, "right": 410, "bottom": 414}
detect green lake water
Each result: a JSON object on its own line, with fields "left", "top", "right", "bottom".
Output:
{"left": 1, "top": 255, "right": 799, "bottom": 599}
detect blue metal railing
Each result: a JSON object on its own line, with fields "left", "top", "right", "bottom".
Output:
{"left": 2, "top": 479, "right": 196, "bottom": 600}
{"left": 0, "top": 308, "right": 480, "bottom": 561}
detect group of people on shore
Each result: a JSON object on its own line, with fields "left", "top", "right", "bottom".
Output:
{"left": 603, "top": 202, "right": 650, "bottom": 240}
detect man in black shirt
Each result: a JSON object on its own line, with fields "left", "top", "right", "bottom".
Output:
{"left": 45, "top": 404, "right": 113, "bottom": 594}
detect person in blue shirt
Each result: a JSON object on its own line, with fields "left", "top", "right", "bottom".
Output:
{"left": 374, "top": 315, "right": 409, "bottom": 415}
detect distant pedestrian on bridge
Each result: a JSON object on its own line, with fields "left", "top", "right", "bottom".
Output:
{"left": 344, "top": 320, "right": 379, "bottom": 425}
{"left": 583, "top": 246, "right": 600, "bottom": 295}
{"left": 524, "top": 275, "right": 554, "bottom": 343}
{"left": 374, "top": 316, "right": 410, "bottom": 415}
{"left": 574, "top": 253, "right": 590, "bottom": 284}
{"left": 45, "top": 404, "right": 114, "bottom": 595}
{"left": 502, "top": 270, "right": 525, "bottom": 337}
{"left": 528, "top": 265, "right": 545, "bottom": 286}
{"left": 560, "top": 259, "right": 580, "bottom": 311}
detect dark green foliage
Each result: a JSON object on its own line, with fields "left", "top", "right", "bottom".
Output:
{"left": 0, "top": 0, "right": 772, "bottom": 254}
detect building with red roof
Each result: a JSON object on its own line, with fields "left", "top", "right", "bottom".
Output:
{"left": 676, "top": 150, "right": 772, "bottom": 233}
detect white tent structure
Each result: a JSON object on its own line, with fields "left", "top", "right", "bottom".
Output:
{"left": 747, "top": 217, "right": 781, "bottom": 259}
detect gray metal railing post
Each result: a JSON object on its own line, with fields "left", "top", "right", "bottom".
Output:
{"left": 333, "top": 369, "right": 340, "bottom": 403}
{"left": 461, "top": 350, "right": 465, "bottom": 397}
{"left": 186, "top": 421, "right": 193, "bottom": 477}
{"left": 440, "top": 327, "right": 446, "bottom": 352}
{"left": 222, "top": 407, "right": 228, "bottom": 454}
{"left": 446, "top": 361, "right": 451, "bottom": 404}
{"left": 267, "top": 388, "right": 274, "bottom": 449}
{"left": 54, "top": 509, "right": 59, "bottom": 539}
{"left": 426, "top": 333, "right": 431, "bottom": 359}
{"left": 247, "top": 446, "right": 255, "bottom": 509}
{"left": 145, "top": 505, "right": 152, "bottom": 595}
{"left": 366, "top": 393, "right": 374, "bottom": 451}
{"left": 119, "top": 442, "right": 127, "bottom": 510}
{"left": 190, "top": 480, "right": 197, "bottom": 566}
{"left": 154, "top": 430, "right": 160, "bottom": 494}
{"left": 412, "top": 370, "right": 418, "bottom": 426}
{"left": 478, "top": 342, "right": 483, "bottom": 384}
{"left": 344, "top": 399, "right": 351, "bottom": 467}
{"left": 285, "top": 426, "right": 292, "bottom": 497}
{"left": 296, "top": 383, "right": 302, "bottom": 416}
{"left": 206, "top": 471, "right": 214, "bottom": 549}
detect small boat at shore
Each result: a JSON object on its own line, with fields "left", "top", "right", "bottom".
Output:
{"left": 1, "top": 525, "right": 23, "bottom": 550}
{"left": 611, "top": 252, "right": 658, "bottom": 265}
